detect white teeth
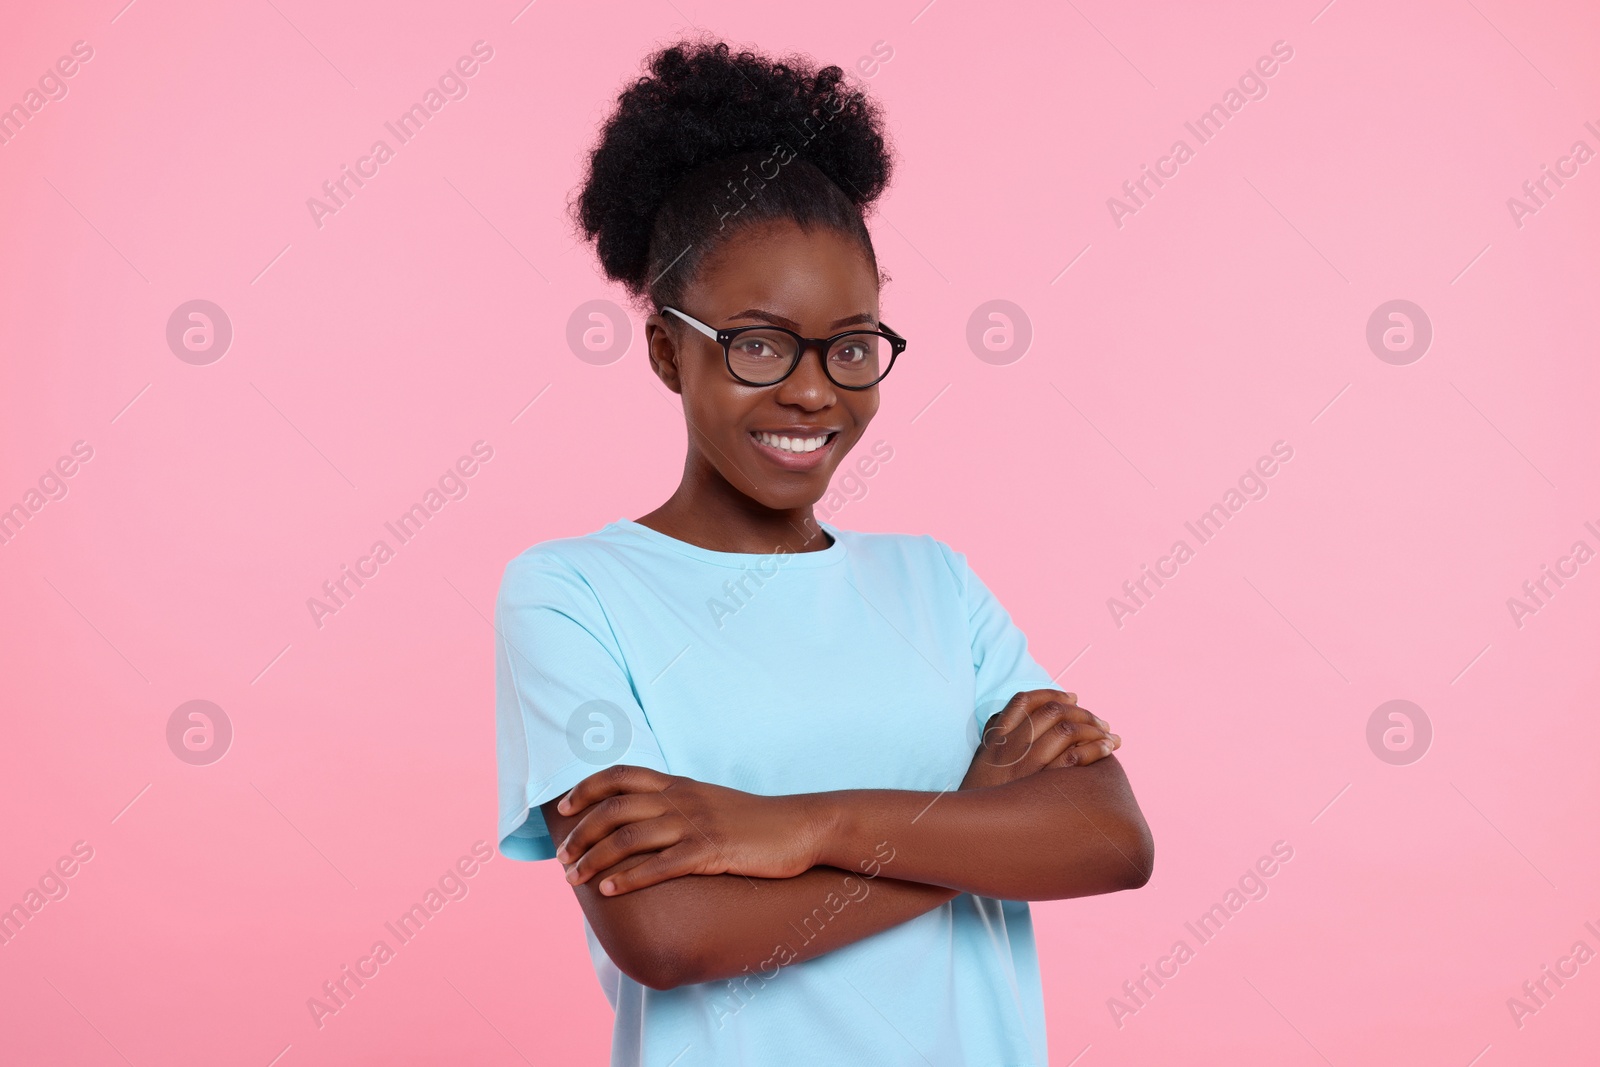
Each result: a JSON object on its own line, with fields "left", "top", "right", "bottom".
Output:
{"left": 755, "top": 431, "right": 830, "bottom": 454}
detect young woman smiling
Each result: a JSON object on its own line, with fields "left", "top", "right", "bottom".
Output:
{"left": 495, "top": 37, "right": 1154, "bottom": 1067}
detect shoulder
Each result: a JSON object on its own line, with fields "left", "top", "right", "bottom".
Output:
{"left": 496, "top": 525, "right": 630, "bottom": 606}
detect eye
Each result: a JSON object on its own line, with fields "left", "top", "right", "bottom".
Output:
{"left": 830, "top": 340, "right": 873, "bottom": 365}
{"left": 732, "top": 338, "right": 783, "bottom": 360}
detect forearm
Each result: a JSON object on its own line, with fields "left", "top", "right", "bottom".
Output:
{"left": 545, "top": 799, "right": 956, "bottom": 989}
{"left": 811, "top": 757, "right": 1154, "bottom": 901}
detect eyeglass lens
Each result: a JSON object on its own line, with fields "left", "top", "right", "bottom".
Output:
{"left": 727, "top": 329, "right": 886, "bottom": 386}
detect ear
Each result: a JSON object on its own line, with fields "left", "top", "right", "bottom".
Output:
{"left": 643, "top": 313, "right": 684, "bottom": 395}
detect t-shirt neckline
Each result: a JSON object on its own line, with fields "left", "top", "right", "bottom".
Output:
{"left": 609, "top": 517, "right": 847, "bottom": 569}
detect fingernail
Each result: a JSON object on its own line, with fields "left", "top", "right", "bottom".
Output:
{"left": 600, "top": 879, "right": 615, "bottom": 895}
{"left": 565, "top": 866, "right": 580, "bottom": 883}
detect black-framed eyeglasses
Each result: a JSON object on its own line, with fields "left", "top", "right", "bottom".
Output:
{"left": 661, "top": 306, "right": 907, "bottom": 390}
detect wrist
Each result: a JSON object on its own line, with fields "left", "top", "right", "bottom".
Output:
{"left": 800, "top": 791, "right": 852, "bottom": 870}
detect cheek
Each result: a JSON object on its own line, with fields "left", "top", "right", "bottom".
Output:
{"left": 682, "top": 378, "right": 753, "bottom": 443}
{"left": 848, "top": 393, "right": 880, "bottom": 428}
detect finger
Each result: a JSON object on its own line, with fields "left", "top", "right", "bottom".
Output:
{"left": 556, "top": 792, "right": 668, "bottom": 863}
{"left": 1012, "top": 713, "right": 1109, "bottom": 773}
{"left": 1048, "top": 736, "right": 1118, "bottom": 769}
{"left": 981, "top": 700, "right": 1100, "bottom": 770}
{"left": 984, "top": 690, "right": 1045, "bottom": 741}
{"left": 1079, "top": 706, "right": 1112, "bottom": 733}
{"left": 1027, "top": 688, "right": 1112, "bottom": 733}
{"left": 1020, "top": 700, "right": 1099, "bottom": 743}
{"left": 565, "top": 816, "right": 686, "bottom": 885}
{"left": 1027, "top": 699, "right": 1099, "bottom": 730}
{"left": 559, "top": 764, "right": 674, "bottom": 816}
{"left": 1082, "top": 737, "right": 1119, "bottom": 764}
{"left": 1062, "top": 695, "right": 1112, "bottom": 733}
{"left": 983, "top": 691, "right": 1091, "bottom": 755}
{"left": 977, "top": 714, "right": 1036, "bottom": 768}
{"left": 596, "top": 843, "right": 709, "bottom": 896}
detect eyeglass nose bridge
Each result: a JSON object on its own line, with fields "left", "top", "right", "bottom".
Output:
{"left": 659, "top": 306, "right": 903, "bottom": 390}
{"left": 787, "top": 334, "right": 843, "bottom": 384}
{"left": 750, "top": 330, "right": 879, "bottom": 389}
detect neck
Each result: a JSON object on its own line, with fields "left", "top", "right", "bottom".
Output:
{"left": 635, "top": 459, "right": 832, "bottom": 554}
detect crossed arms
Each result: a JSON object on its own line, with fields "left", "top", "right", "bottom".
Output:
{"left": 540, "top": 689, "right": 1155, "bottom": 990}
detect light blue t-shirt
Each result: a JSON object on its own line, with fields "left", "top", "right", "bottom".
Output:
{"left": 495, "top": 517, "right": 1058, "bottom": 1067}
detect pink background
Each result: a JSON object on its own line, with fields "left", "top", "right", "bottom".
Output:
{"left": 3, "top": 0, "right": 1598, "bottom": 1063}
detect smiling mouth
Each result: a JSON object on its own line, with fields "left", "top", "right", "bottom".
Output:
{"left": 750, "top": 430, "right": 837, "bottom": 454}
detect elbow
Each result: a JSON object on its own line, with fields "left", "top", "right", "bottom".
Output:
{"left": 1117, "top": 818, "right": 1155, "bottom": 890}
{"left": 603, "top": 930, "right": 705, "bottom": 992}
{"left": 1063, "top": 810, "right": 1152, "bottom": 896}
{"left": 624, "top": 951, "right": 702, "bottom": 992}
{"left": 578, "top": 877, "right": 713, "bottom": 990}
{"left": 1039, "top": 817, "right": 1154, "bottom": 900}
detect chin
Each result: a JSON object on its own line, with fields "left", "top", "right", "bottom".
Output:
{"left": 753, "top": 484, "right": 828, "bottom": 512}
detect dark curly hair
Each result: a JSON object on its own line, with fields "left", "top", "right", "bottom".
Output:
{"left": 571, "top": 36, "right": 895, "bottom": 314}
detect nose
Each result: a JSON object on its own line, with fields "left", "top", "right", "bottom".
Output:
{"left": 773, "top": 340, "right": 837, "bottom": 407}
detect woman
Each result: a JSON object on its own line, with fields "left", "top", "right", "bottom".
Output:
{"left": 495, "top": 37, "right": 1154, "bottom": 1067}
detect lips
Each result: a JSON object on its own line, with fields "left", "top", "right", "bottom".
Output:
{"left": 751, "top": 429, "right": 835, "bottom": 453}
{"left": 747, "top": 429, "right": 839, "bottom": 471}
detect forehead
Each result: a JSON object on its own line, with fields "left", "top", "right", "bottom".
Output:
{"left": 691, "top": 220, "right": 879, "bottom": 315}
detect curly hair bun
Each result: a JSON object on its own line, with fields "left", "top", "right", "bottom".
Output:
{"left": 572, "top": 36, "right": 894, "bottom": 307}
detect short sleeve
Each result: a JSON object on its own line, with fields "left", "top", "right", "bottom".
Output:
{"left": 935, "top": 540, "right": 1058, "bottom": 730}
{"left": 494, "top": 549, "right": 670, "bottom": 862}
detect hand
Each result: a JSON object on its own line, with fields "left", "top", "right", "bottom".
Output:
{"left": 960, "top": 689, "right": 1121, "bottom": 790}
{"left": 554, "top": 765, "right": 823, "bottom": 896}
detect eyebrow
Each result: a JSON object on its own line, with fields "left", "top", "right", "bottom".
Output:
{"left": 727, "top": 308, "right": 879, "bottom": 331}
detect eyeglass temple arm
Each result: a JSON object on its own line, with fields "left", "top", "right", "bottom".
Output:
{"left": 661, "top": 306, "right": 720, "bottom": 341}
{"left": 668, "top": 305, "right": 905, "bottom": 351}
